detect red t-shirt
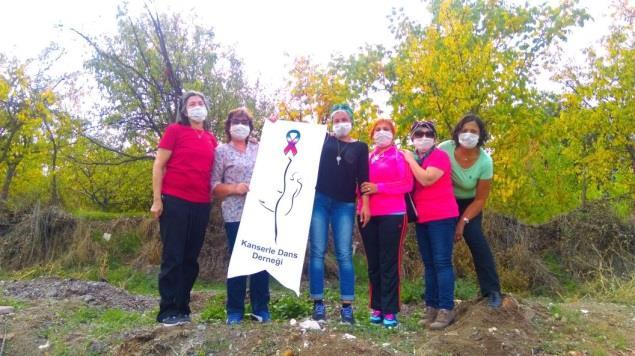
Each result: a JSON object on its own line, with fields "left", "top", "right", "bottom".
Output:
{"left": 158, "top": 123, "right": 217, "bottom": 203}
{"left": 412, "top": 148, "right": 459, "bottom": 223}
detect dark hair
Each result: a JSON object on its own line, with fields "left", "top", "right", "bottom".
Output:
{"left": 224, "top": 107, "right": 254, "bottom": 143}
{"left": 178, "top": 90, "right": 211, "bottom": 131}
{"left": 452, "top": 113, "right": 489, "bottom": 147}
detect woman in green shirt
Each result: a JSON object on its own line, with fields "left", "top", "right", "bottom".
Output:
{"left": 438, "top": 114, "right": 502, "bottom": 309}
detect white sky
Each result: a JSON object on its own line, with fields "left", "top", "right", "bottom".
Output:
{"left": 0, "top": 0, "right": 626, "bottom": 101}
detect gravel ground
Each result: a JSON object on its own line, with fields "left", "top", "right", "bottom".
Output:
{"left": 0, "top": 277, "right": 156, "bottom": 312}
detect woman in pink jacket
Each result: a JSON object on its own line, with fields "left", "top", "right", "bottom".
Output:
{"left": 358, "top": 118, "right": 413, "bottom": 328}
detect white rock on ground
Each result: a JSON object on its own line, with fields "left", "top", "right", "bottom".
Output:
{"left": 0, "top": 306, "right": 15, "bottom": 315}
{"left": 298, "top": 319, "right": 321, "bottom": 330}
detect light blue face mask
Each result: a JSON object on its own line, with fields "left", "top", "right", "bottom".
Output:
{"left": 187, "top": 106, "right": 207, "bottom": 122}
{"left": 413, "top": 137, "right": 434, "bottom": 152}
{"left": 333, "top": 122, "right": 352, "bottom": 137}
{"left": 458, "top": 132, "right": 479, "bottom": 149}
{"left": 373, "top": 130, "right": 393, "bottom": 147}
{"left": 230, "top": 124, "right": 250, "bottom": 140}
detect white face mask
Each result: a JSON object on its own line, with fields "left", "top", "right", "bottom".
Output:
{"left": 230, "top": 124, "right": 250, "bottom": 140}
{"left": 458, "top": 132, "right": 479, "bottom": 149}
{"left": 333, "top": 122, "right": 352, "bottom": 137}
{"left": 413, "top": 137, "right": 435, "bottom": 152}
{"left": 187, "top": 106, "right": 207, "bottom": 122}
{"left": 373, "top": 130, "right": 393, "bottom": 148}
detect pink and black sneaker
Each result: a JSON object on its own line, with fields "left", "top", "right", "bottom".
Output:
{"left": 383, "top": 313, "right": 398, "bottom": 328}
{"left": 370, "top": 309, "right": 383, "bottom": 324}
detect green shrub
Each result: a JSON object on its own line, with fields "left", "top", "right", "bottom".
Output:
{"left": 270, "top": 293, "right": 312, "bottom": 320}
{"left": 455, "top": 277, "right": 478, "bottom": 300}
{"left": 200, "top": 294, "right": 226, "bottom": 322}
{"left": 401, "top": 278, "right": 423, "bottom": 304}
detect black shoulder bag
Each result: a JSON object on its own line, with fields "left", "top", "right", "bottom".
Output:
{"left": 405, "top": 147, "right": 436, "bottom": 223}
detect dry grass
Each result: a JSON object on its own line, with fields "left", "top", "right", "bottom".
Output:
{"left": 0, "top": 200, "right": 633, "bottom": 302}
{"left": 0, "top": 202, "right": 76, "bottom": 269}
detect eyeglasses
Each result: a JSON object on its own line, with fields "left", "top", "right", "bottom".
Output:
{"left": 374, "top": 126, "right": 392, "bottom": 132}
{"left": 231, "top": 119, "right": 250, "bottom": 125}
{"left": 412, "top": 130, "right": 435, "bottom": 138}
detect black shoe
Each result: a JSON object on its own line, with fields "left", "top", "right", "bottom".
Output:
{"left": 488, "top": 291, "right": 502, "bottom": 309}
{"left": 179, "top": 314, "right": 191, "bottom": 323}
{"left": 160, "top": 315, "right": 184, "bottom": 327}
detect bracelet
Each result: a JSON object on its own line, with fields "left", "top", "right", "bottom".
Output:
{"left": 463, "top": 217, "right": 470, "bottom": 224}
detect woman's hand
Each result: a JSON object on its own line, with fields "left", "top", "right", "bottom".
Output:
{"left": 267, "top": 114, "right": 279, "bottom": 123}
{"left": 401, "top": 149, "right": 416, "bottom": 164}
{"left": 360, "top": 182, "right": 378, "bottom": 195}
{"left": 150, "top": 199, "right": 163, "bottom": 220}
{"left": 234, "top": 183, "right": 250, "bottom": 195}
{"left": 454, "top": 221, "right": 465, "bottom": 242}
{"left": 359, "top": 204, "right": 371, "bottom": 228}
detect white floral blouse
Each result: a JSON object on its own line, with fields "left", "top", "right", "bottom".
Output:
{"left": 211, "top": 142, "right": 259, "bottom": 222}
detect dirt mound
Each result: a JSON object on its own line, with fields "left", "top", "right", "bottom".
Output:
{"left": 0, "top": 277, "right": 156, "bottom": 312}
{"left": 114, "top": 326, "right": 204, "bottom": 356}
{"left": 420, "top": 295, "right": 547, "bottom": 355}
{"left": 114, "top": 322, "right": 387, "bottom": 356}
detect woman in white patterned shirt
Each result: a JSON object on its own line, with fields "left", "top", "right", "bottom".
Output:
{"left": 211, "top": 107, "right": 270, "bottom": 325}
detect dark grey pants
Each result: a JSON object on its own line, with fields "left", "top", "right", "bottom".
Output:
{"left": 359, "top": 214, "right": 406, "bottom": 314}
{"left": 457, "top": 198, "right": 501, "bottom": 297}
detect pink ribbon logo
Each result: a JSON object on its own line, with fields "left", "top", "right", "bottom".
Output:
{"left": 283, "top": 129, "right": 301, "bottom": 156}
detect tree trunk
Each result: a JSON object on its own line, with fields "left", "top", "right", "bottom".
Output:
{"left": 581, "top": 170, "right": 587, "bottom": 209}
{"left": 1, "top": 162, "right": 18, "bottom": 201}
{"left": 49, "top": 143, "right": 60, "bottom": 206}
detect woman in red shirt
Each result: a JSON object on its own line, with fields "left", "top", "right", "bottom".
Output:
{"left": 150, "top": 91, "right": 218, "bottom": 326}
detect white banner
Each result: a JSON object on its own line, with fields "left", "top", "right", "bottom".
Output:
{"left": 227, "top": 120, "right": 326, "bottom": 295}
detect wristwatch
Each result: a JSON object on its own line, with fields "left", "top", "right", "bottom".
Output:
{"left": 463, "top": 217, "right": 470, "bottom": 224}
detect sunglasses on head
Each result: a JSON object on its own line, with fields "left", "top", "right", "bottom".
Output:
{"left": 412, "top": 130, "right": 435, "bottom": 138}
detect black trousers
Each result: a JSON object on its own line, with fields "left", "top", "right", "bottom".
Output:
{"left": 457, "top": 198, "right": 501, "bottom": 296}
{"left": 359, "top": 214, "right": 407, "bottom": 314}
{"left": 157, "top": 194, "right": 211, "bottom": 321}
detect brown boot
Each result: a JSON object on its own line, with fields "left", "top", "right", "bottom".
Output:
{"left": 419, "top": 306, "right": 438, "bottom": 327}
{"left": 429, "top": 309, "right": 455, "bottom": 330}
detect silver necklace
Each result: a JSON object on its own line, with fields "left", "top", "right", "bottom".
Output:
{"left": 336, "top": 139, "right": 349, "bottom": 166}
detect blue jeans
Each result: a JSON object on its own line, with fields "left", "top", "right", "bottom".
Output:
{"left": 415, "top": 218, "right": 457, "bottom": 310}
{"left": 225, "top": 222, "right": 270, "bottom": 315}
{"left": 309, "top": 191, "right": 356, "bottom": 301}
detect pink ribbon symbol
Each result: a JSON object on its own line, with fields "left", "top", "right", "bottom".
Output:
{"left": 283, "top": 129, "right": 301, "bottom": 156}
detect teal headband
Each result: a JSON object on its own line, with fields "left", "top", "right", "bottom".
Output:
{"left": 329, "top": 103, "right": 354, "bottom": 123}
